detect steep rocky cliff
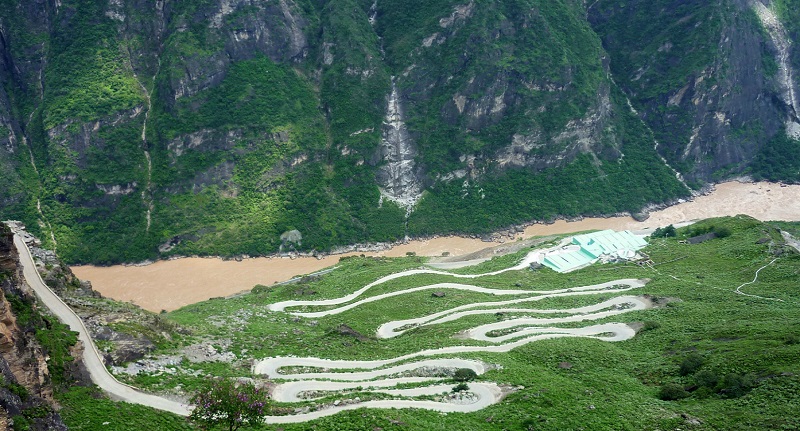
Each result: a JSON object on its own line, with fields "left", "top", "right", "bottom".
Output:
{"left": 589, "top": 0, "right": 800, "bottom": 184}
{"left": 0, "top": 224, "right": 70, "bottom": 430}
{"left": 14, "top": 222, "right": 189, "bottom": 366}
{"left": 0, "top": 0, "right": 796, "bottom": 263}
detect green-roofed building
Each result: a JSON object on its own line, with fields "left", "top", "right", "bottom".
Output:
{"left": 572, "top": 230, "right": 648, "bottom": 258}
{"left": 541, "top": 230, "right": 648, "bottom": 273}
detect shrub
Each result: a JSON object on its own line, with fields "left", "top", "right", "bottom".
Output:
{"left": 713, "top": 226, "right": 732, "bottom": 238}
{"left": 679, "top": 353, "right": 705, "bottom": 376}
{"left": 785, "top": 334, "right": 799, "bottom": 345}
{"left": 694, "top": 369, "right": 720, "bottom": 388}
{"left": 685, "top": 224, "right": 733, "bottom": 240}
{"left": 453, "top": 368, "right": 478, "bottom": 382}
{"left": 719, "top": 373, "right": 757, "bottom": 398}
{"left": 452, "top": 383, "right": 469, "bottom": 392}
{"left": 693, "top": 386, "right": 716, "bottom": 399}
{"left": 658, "top": 383, "right": 690, "bottom": 401}
{"left": 651, "top": 225, "right": 677, "bottom": 238}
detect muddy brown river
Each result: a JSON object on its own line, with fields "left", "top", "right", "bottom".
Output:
{"left": 71, "top": 181, "right": 800, "bottom": 312}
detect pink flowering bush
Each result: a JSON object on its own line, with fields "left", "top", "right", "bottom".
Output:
{"left": 188, "top": 379, "right": 270, "bottom": 431}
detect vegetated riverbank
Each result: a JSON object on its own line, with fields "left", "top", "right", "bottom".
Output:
{"left": 71, "top": 181, "right": 800, "bottom": 312}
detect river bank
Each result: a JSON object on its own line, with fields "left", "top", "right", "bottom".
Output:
{"left": 71, "top": 181, "right": 800, "bottom": 312}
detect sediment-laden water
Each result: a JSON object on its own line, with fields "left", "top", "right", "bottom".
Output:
{"left": 71, "top": 181, "right": 800, "bottom": 311}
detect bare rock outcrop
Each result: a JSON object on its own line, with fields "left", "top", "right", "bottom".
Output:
{"left": 375, "top": 81, "right": 424, "bottom": 210}
{"left": 0, "top": 224, "right": 71, "bottom": 430}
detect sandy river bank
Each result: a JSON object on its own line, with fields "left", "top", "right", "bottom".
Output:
{"left": 71, "top": 181, "right": 800, "bottom": 312}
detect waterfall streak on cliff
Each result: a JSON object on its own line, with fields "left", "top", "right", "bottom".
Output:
{"left": 377, "top": 81, "right": 422, "bottom": 211}
{"left": 131, "top": 58, "right": 160, "bottom": 232}
{"left": 613, "top": 78, "right": 691, "bottom": 190}
{"left": 751, "top": 1, "right": 800, "bottom": 138}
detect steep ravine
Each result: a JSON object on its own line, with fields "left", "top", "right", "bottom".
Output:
{"left": 614, "top": 77, "right": 691, "bottom": 190}
{"left": 131, "top": 59, "right": 160, "bottom": 233}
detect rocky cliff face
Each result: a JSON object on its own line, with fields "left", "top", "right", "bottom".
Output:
{"left": 0, "top": 0, "right": 796, "bottom": 263}
{"left": 0, "top": 224, "right": 69, "bottom": 430}
{"left": 375, "top": 81, "right": 423, "bottom": 209}
{"left": 750, "top": 0, "right": 800, "bottom": 138}
{"left": 589, "top": 0, "right": 799, "bottom": 183}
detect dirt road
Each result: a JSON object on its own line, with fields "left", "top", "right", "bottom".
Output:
{"left": 12, "top": 232, "right": 191, "bottom": 416}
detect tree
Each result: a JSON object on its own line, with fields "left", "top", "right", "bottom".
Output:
{"left": 651, "top": 224, "right": 676, "bottom": 238}
{"left": 189, "top": 379, "right": 270, "bottom": 431}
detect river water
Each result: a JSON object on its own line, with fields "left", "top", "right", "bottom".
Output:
{"left": 71, "top": 181, "right": 800, "bottom": 312}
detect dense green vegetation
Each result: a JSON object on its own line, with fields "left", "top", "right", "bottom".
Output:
{"left": 320, "top": 0, "right": 390, "bottom": 151}
{"left": 751, "top": 133, "right": 800, "bottom": 183}
{"left": 44, "top": 0, "right": 144, "bottom": 128}
{"left": 589, "top": 0, "right": 723, "bottom": 162}
{"left": 374, "top": 0, "right": 463, "bottom": 71}
{"left": 1, "top": 0, "right": 797, "bottom": 264}
{"left": 591, "top": 0, "right": 721, "bottom": 101}
{"left": 55, "top": 216, "right": 799, "bottom": 430}
{"left": 409, "top": 87, "right": 690, "bottom": 235}
{"left": 388, "top": 0, "right": 610, "bottom": 174}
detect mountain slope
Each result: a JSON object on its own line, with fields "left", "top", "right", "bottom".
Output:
{"left": 589, "top": 0, "right": 800, "bottom": 184}
{"left": 0, "top": 0, "right": 796, "bottom": 263}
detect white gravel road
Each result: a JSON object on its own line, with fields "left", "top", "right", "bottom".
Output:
{"left": 13, "top": 233, "right": 191, "bottom": 416}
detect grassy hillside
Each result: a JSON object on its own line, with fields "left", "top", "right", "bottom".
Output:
{"left": 59, "top": 216, "right": 800, "bottom": 430}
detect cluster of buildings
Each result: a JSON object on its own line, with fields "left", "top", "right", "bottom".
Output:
{"left": 538, "top": 230, "right": 648, "bottom": 273}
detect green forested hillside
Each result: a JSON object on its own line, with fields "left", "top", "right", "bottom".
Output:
{"left": 590, "top": 0, "right": 800, "bottom": 182}
{"left": 0, "top": 0, "right": 797, "bottom": 263}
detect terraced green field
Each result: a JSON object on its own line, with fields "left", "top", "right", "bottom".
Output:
{"left": 63, "top": 216, "right": 800, "bottom": 430}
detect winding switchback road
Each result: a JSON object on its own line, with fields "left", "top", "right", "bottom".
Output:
{"left": 266, "top": 240, "right": 566, "bottom": 314}
{"left": 11, "top": 223, "right": 653, "bottom": 423}
{"left": 255, "top": 251, "right": 651, "bottom": 422}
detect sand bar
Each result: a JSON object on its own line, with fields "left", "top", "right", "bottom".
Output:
{"left": 71, "top": 181, "right": 800, "bottom": 312}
